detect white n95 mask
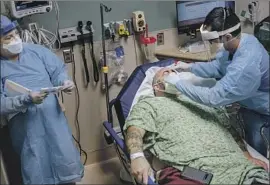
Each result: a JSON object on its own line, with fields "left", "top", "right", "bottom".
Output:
{"left": 155, "top": 82, "right": 180, "bottom": 95}
{"left": 215, "top": 43, "right": 224, "bottom": 51}
{"left": 163, "top": 82, "right": 180, "bottom": 95}
{"left": 3, "top": 36, "right": 23, "bottom": 54}
{"left": 164, "top": 72, "right": 182, "bottom": 85}
{"left": 156, "top": 73, "right": 181, "bottom": 95}
{"left": 209, "top": 42, "right": 224, "bottom": 53}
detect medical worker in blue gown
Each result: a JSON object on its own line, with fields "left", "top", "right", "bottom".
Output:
{"left": 0, "top": 15, "right": 84, "bottom": 185}
{"left": 165, "top": 8, "right": 270, "bottom": 158}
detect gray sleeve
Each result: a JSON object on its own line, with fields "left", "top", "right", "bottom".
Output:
{"left": 0, "top": 79, "right": 32, "bottom": 115}
{"left": 1, "top": 94, "right": 32, "bottom": 115}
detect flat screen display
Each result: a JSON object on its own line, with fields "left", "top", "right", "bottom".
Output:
{"left": 15, "top": 1, "right": 49, "bottom": 11}
{"left": 176, "top": 1, "right": 235, "bottom": 34}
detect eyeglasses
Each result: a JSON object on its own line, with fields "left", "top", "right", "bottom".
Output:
{"left": 2, "top": 30, "right": 19, "bottom": 42}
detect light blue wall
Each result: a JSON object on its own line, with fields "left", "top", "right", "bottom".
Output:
{"left": 4, "top": 1, "right": 177, "bottom": 41}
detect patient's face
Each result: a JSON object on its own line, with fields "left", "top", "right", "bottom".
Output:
{"left": 153, "top": 68, "right": 176, "bottom": 96}
{"left": 155, "top": 68, "right": 175, "bottom": 81}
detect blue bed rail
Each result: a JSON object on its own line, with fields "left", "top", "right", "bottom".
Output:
{"left": 103, "top": 59, "right": 176, "bottom": 185}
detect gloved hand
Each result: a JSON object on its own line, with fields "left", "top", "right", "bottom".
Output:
{"left": 131, "top": 157, "right": 152, "bottom": 185}
{"left": 30, "top": 92, "right": 48, "bottom": 104}
{"left": 171, "top": 61, "right": 192, "bottom": 72}
{"left": 62, "top": 80, "right": 75, "bottom": 94}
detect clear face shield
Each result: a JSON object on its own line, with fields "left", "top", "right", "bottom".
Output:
{"left": 200, "top": 19, "right": 241, "bottom": 62}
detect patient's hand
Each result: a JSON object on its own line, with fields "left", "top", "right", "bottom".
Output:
{"left": 131, "top": 157, "right": 152, "bottom": 184}
{"left": 244, "top": 152, "right": 268, "bottom": 171}
{"left": 248, "top": 157, "right": 268, "bottom": 171}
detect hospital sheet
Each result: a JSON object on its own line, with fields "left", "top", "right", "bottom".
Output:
{"left": 124, "top": 96, "right": 269, "bottom": 184}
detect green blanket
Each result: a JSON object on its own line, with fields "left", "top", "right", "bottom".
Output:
{"left": 124, "top": 96, "right": 269, "bottom": 184}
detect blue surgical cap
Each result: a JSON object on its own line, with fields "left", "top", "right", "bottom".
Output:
{"left": 0, "top": 15, "right": 18, "bottom": 36}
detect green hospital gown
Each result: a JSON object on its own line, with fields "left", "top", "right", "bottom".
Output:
{"left": 124, "top": 96, "right": 269, "bottom": 185}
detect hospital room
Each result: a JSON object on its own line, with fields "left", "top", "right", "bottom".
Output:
{"left": 0, "top": 0, "right": 270, "bottom": 185}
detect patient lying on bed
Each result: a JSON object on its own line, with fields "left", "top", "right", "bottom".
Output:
{"left": 124, "top": 68, "right": 269, "bottom": 185}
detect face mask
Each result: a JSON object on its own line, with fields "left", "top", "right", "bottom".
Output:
{"left": 155, "top": 72, "right": 181, "bottom": 95}
{"left": 163, "top": 82, "right": 180, "bottom": 95}
{"left": 155, "top": 83, "right": 180, "bottom": 95}
{"left": 210, "top": 42, "right": 224, "bottom": 52}
{"left": 2, "top": 36, "right": 23, "bottom": 54}
{"left": 222, "top": 34, "right": 240, "bottom": 48}
{"left": 216, "top": 43, "right": 224, "bottom": 51}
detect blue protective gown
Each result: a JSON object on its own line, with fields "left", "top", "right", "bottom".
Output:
{"left": 0, "top": 43, "right": 84, "bottom": 184}
{"left": 175, "top": 33, "right": 269, "bottom": 157}
{"left": 176, "top": 33, "right": 269, "bottom": 115}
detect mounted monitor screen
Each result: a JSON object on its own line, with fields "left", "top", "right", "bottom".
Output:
{"left": 176, "top": 1, "right": 235, "bottom": 34}
{"left": 14, "top": 1, "right": 49, "bottom": 11}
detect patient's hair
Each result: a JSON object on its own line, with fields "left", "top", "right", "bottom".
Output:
{"left": 204, "top": 7, "right": 241, "bottom": 37}
{"left": 152, "top": 73, "right": 164, "bottom": 89}
{"left": 152, "top": 75, "right": 158, "bottom": 86}
{"left": 152, "top": 73, "right": 165, "bottom": 95}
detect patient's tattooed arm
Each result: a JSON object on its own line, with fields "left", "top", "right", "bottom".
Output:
{"left": 126, "top": 126, "right": 146, "bottom": 154}
{"left": 228, "top": 126, "right": 247, "bottom": 152}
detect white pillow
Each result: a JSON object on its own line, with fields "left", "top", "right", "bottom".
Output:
{"left": 129, "top": 65, "right": 216, "bottom": 113}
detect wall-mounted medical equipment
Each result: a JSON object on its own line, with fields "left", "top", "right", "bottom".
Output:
{"left": 103, "top": 19, "right": 132, "bottom": 41}
{"left": 124, "top": 19, "right": 131, "bottom": 36}
{"left": 248, "top": 1, "right": 259, "bottom": 24}
{"left": 240, "top": 1, "right": 259, "bottom": 32}
{"left": 58, "top": 25, "right": 92, "bottom": 44}
{"left": 77, "top": 21, "right": 90, "bottom": 87}
{"left": 132, "top": 11, "right": 146, "bottom": 32}
{"left": 99, "top": 46, "right": 128, "bottom": 89}
{"left": 21, "top": 21, "right": 60, "bottom": 51}
{"left": 254, "top": 16, "right": 270, "bottom": 54}
{"left": 7, "top": 1, "right": 52, "bottom": 19}
{"left": 176, "top": 1, "right": 235, "bottom": 37}
{"left": 59, "top": 21, "right": 99, "bottom": 83}
{"left": 18, "top": 1, "right": 60, "bottom": 51}
{"left": 140, "top": 24, "right": 158, "bottom": 63}
{"left": 62, "top": 49, "right": 73, "bottom": 64}
{"left": 117, "top": 22, "right": 126, "bottom": 36}
{"left": 103, "top": 22, "right": 115, "bottom": 41}
{"left": 86, "top": 21, "right": 99, "bottom": 83}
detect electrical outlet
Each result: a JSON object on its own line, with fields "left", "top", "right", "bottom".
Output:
{"left": 28, "top": 22, "right": 38, "bottom": 32}
{"left": 157, "top": 32, "right": 164, "bottom": 45}
{"left": 62, "top": 49, "right": 73, "bottom": 63}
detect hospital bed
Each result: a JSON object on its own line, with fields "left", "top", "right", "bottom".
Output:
{"left": 103, "top": 58, "right": 269, "bottom": 185}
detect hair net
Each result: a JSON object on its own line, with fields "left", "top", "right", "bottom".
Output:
{"left": 0, "top": 15, "right": 17, "bottom": 36}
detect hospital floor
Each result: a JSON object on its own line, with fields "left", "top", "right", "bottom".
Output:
{"left": 78, "top": 157, "right": 126, "bottom": 184}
